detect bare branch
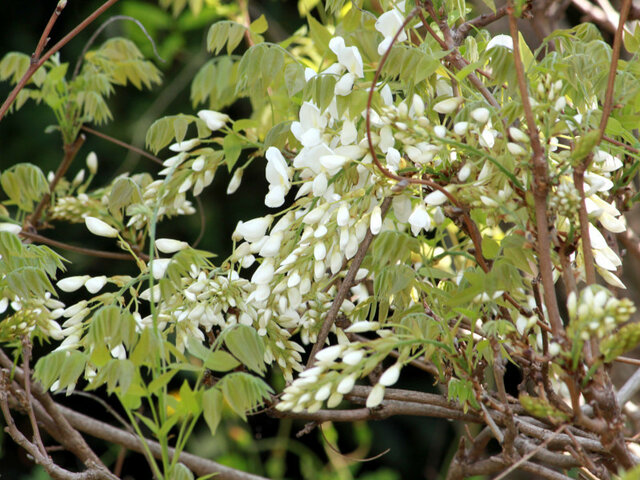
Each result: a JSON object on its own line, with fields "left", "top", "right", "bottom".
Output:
{"left": 0, "top": 0, "right": 120, "bottom": 123}
{"left": 81, "top": 125, "right": 163, "bottom": 165}
{"left": 507, "top": 2, "right": 563, "bottom": 337}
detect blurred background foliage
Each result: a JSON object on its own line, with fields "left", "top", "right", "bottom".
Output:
{"left": 0, "top": 0, "right": 633, "bottom": 478}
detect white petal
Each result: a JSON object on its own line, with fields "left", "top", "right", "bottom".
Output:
{"left": 370, "top": 206, "right": 382, "bottom": 234}
{"left": 425, "top": 190, "right": 448, "bottom": 206}
{"left": 197, "top": 110, "right": 230, "bottom": 131}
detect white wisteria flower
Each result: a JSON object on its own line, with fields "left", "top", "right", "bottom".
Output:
{"left": 375, "top": 2, "right": 408, "bottom": 55}
{"left": 265, "top": 147, "right": 291, "bottom": 207}
{"left": 328, "top": 36, "right": 364, "bottom": 78}
{"left": 379, "top": 364, "right": 401, "bottom": 386}
{"left": 227, "top": 168, "right": 243, "bottom": 194}
{"left": 84, "top": 216, "right": 118, "bottom": 238}
{"left": 234, "top": 216, "right": 273, "bottom": 243}
{"left": 197, "top": 109, "right": 230, "bottom": 131}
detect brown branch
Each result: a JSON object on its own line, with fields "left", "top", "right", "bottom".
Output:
{"left": 507, "top": 2, "right": 563, "bottom": 337}
{"left": 57, "top": 404, "right": 268, "bottom": 480}
{"left": 29, "top": 134, "right": 86, "bottom": 228}
{"left": 0, "top": 350, "right": 109, "bottom": 472}
{"left": 495, "top": 426, "right": 567, "bottom": 480}
{"left": 81, "top": 125, "right": 163, "bottom": 165}
{"left": 574, "top": 165, "right": 597, "bottom": 285}
{"left": 0, "top": 379, "right": 113, "bottom": 480}
{"left": 598, "top": 0, "right": 632, "bottom": 144}
{"left": 20, "top": 231, "right": 149, "bottom": 262}
{"left": 21, "top": 337, "right": 47, "bottom": 457}
{"left": 0, "top": 0, "right": 120, "bottom": 123}
{"left": 603, "top": 135, "right": 639, "bottom": 154}
{"left": 307, "top": 197, "right": 393, "bottom": 366}
{"left": 454, "top": 5, "right": 510, "bottom": 44}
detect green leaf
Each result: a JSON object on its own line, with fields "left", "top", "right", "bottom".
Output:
{"left": 220, "top": 372, "right": 273, "bottom": 420}
{"left": 571, "top": 129, "right": 600, "bottom": 164}
{"left": 109, "top": 177, "right": 143, "bottom": 217}
{"left": 205, "top": 351, "right": 241, "bottom": 372}
{"left": 249, "top": 14, "right": 268, "bottom": 34}
{"left": 146, "top": 114, "right": 210, "bottom": 153}
{"left": 224, "top": 325, "right": 266, "bottom": 374}
{"left": 168, "top": 463, "right": 194, "bottom": 480}
{"left": 202, "top": 388, "right": 223, "bottom": 435}
{"left": 284, "top": 62, "right": 306, "bottom": 96}
{"left": 223, "top": 134, "right": 243, "bottom": 171}
{"left": 0, "top": 163, "right": 49, "bottom": 212}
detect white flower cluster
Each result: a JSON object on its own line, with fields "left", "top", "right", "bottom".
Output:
{"left": 567, "top": 285, "right": 635, "bottom": 341}
{"left": 0, "top": 293, "right": 65, "bottom": 341}
{"left": 276, "top": 341, "right": 404, "bottom": 412}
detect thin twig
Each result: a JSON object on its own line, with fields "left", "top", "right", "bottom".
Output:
{"left": 494, "top": 425, "right": 566, "bottom": 480}
{"left": 454, "top": 5, "right": 510, "bottom": 44}
{"left": 307, "top": 197, "right": 393, "bottom": 366}
{"left": 0, "top": 0, "right": 120, "bottom": 123}
{"left": 20, "top": 231, "right": 149, "bottom": 262}
{"left": 603, "top": 135, "right": 640, "bottom": 154}
{"left": 507, "top": 1, "right": 563, "bottom": 337}
{"left": 598, "top": 0, "right": 632, "bottom": 143}
{"left": 574, "top": 165, "right": 597, "bottom": 285}
{"left": 29, "top": 134, "right": 86, "bottom": 228}
{"left": 81, "top": 125, "right": 163, "bottom": 165}
{"left": 21, "top": 338, "right": 48, "bottom": 458}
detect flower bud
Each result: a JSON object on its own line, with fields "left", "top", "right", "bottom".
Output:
{"left": 471, "top": 107, "right": 490, "bottom": 124}
{"left": 57, "top": 276, "right": 90, "bottom": 293}
{"left": 84, "top": 216, "right": 118, "bottom": 238}
{"left": 155, "top": 238, "right": 189, "bottom": 254}
{"left": 86, "top": 152, "right": 98, "bottom": 174}
{"left": 433, "top": 97, "right": 463, "bottom": 114}
{"left": 379, "top": 364, "right": 401, "bottom": 386}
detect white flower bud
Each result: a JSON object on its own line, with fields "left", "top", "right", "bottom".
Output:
{"left": 337, "top": 374, "right": 357, "bottom": 394}
{"left": 471, "top": 107, "right": 490, "bottom": 124}
{"left": 370, "top": 206, "right": 382, "bottom": 234}
{"left": 548, "top": 342, "right": 561, "bottom": 356}
{"left": 457, "top": 164, "right": 471, "bottom": 182}
{"left": 315, "top": 344, "right": 344, "bottom": 363}
{"left": 509, "top": 127, "right": 529, "bottom": 143}
{"left": 507, "top": 142, "right": 527, "bottom": 156}
{"left": 57, "top": 276, "right": 90, "bottom": 293}
{"left": 453, "top": 122, "right": 469, "bottom": 135}
{"left": 0, "top": 223, "right": 21, "bottom": 235}
{"left": 227, "top": 169, "right": 243, "bottom": 194}
{"left": 86, "top": 152, "right": 98, "bottom": 174}
{"left": 366, "top": 383, "right": 385, "bottom": 408}
{"left": 72, "top": 169, "right": 85, "bottom": 186}
{"left": 411, "top": 94, "right": 425, "bottom": 117}
{"left": 84, "top": 216, "right": 118, "bottom": 238}
{"left": 433, "top": 97, "right": 463, "bottom": 114}
{"left": 84, "top": 276, "right": 107, "bottom": 294}
{"left": 345, "top": 321, "right": 379, "bottom": 333}
{"left": 155, "top": 238, "right": 189, "bottom": 254}
{"left": 150, "top": 259, "right": 171, "bottom": 280}
{"left": 425, "top": 190, "right": 448, "bottom": 206}
{"left": 379, "top": 364, "right": 401, "bottom": 386}
{"left": 169, "top": 139, "right": 200, "bottom": 152}
{"left": 342, "top": 349, "right": 364, "bottom": 365}
{"left": 433, "top": 125, "right": 447, "bottom": 138}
